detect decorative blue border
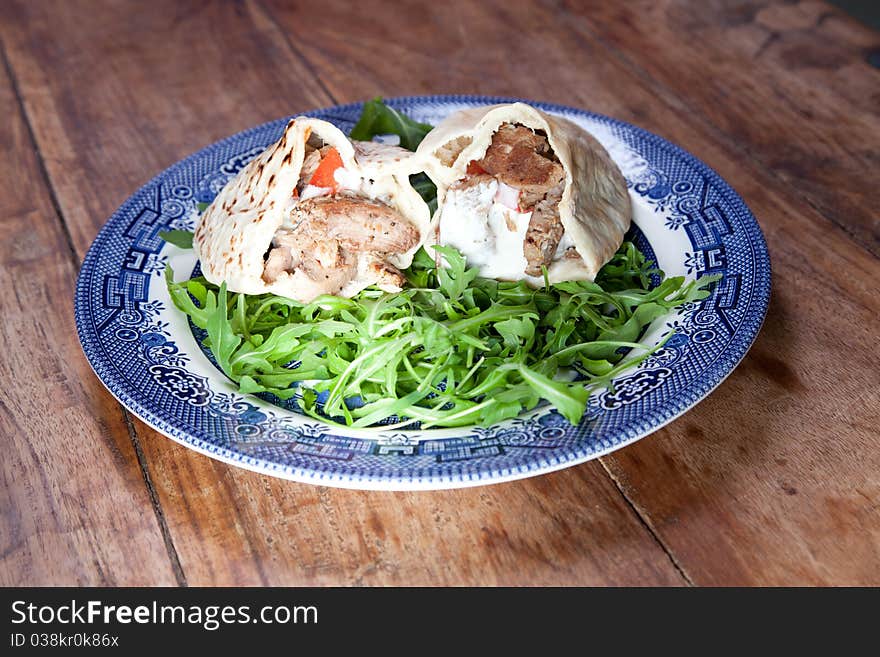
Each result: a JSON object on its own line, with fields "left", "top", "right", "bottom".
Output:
{"left": 74, "top": 95, "right": 771, "bottom": 489}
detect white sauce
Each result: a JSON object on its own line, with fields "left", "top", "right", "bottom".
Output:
{"left": 300, "top": 184, "right": 331, "bottom": 200}
{"left": 333, "top": 166, "right": 362, "bottom": 191}
{"left": 439, "top": 179, "right": 534, "bottom": 280}
{"left": 333, "top": 166, "right": 391, "bottom": 203}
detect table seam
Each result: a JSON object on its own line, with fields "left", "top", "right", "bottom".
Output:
{"left": 598, "top": 458, "right": 695, "bottom": 586}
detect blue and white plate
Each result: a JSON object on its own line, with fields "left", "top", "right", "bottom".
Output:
{"left": 74, "top": 96, "right": 770, "bottom": 490}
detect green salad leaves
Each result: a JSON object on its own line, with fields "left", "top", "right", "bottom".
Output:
{"left": 157, "top": 229, "right": 194, "bottom": 249}
{"left": 350, "top": 96, "right": 434, "bottom": 151}
{"left": 166, "top": 244, "right": 716, "bottom": 428}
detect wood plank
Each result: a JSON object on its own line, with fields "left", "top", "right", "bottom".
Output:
{"left": 260, "top": 0, "right": 880, "bottom": 583}
{"left": 149, "top": 444, "right": 685, "bottom": 585}
{"left": 1, "top": 0, "right": 685, "bottom": 585}
{"left": 563, "top": 0, "right": 880, "bottom": 255}
{"left": 0, "top": 45, "right": 176, "bottom": 585}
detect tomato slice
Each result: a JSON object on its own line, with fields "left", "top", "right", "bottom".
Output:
{"left": 309, "top": 147, "right": 344, "bottom": 189}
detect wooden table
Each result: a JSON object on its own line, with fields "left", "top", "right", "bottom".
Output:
{"left": 2, "top": 0, "right": 878, "bottom": 587}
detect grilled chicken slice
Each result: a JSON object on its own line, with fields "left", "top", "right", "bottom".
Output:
{"left": 262, "top": 229, "right": 357, "bottom": 289}
{"left": 298, "top": 148, "right": 321, "bottom": 190}
{"left": 477, "top": 124, "right": 565, "bottom": 209}
{"left": 289, "top": 197, "right": 418, "bottom": 253}
{"left": 298, "top": 242, "right": 357, "bottom": 287}
{"left": 297, "top": 145, "right": 338, "bottom": 190}
{"left": 367, "top": 259, "right": 407, "bottom": 290}
{"left": 262, "top": 196, "right": 417, "bottom": 293}
{"left": 262, "top": 245, "right": 292, "bottom": 284}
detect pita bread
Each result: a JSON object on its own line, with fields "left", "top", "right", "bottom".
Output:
{"left": 194, "top": 117, "right": 431, "bottom": 301}
{"left": 417, "top": 103, "right": 631, "bottom": 282}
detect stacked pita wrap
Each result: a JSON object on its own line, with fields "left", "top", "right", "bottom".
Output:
{"left": 194, "top": 117, "right": 431, "bottom": 302}
{"left": 417, "top": 103, "right": 631, "bottom": 284}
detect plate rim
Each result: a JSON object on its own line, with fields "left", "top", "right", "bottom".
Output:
{"left": 74, "top": 94, "right": 772, "bottom": 490}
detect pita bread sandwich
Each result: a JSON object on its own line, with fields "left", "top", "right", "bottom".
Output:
{"left": 416, "top": 103, "right": 631, "bottom": 284}
{"left": 194, "top": 117, "right": 431, "bottom": 302}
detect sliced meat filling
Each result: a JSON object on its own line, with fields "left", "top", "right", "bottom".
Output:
{"left": 476, "top": 124, "right": 564, "bottom": 209}
{"left": 298, "top": 148, "right": 321, "bottom": 190}
{"left": 261, "top": 196, "right": 417, "bottom": 292}
{"left": 449, "top": 173, "right": 496, "bottom": 194}
{"left": 523, "top": 182, "right": 564, "bottom": 276}
{"left": 470, "top": 123, "right": 568, "bottom": 275}
{"left": 289, "top": 197, "right": 418, "bottom": 252}
{"left": 263, "top": 229, "right": 358, "bottom": 290}
{"left": 367, "top": 260, "right": 407, "bottom": 290}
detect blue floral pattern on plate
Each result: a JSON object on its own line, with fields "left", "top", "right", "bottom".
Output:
{"left": 74, "top": 95, "right": 771, "bottom": 490}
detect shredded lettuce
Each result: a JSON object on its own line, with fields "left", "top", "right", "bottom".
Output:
{"left": 166, "top": 243, "right": 717, "bottom": 427}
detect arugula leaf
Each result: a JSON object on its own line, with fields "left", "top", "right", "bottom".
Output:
{"left": 205, "top": 283, "right": 242, "bottom": 378}
{"left": 349, "top": 96, "right": 434, "bottom": 151}
{"left": 495, "top": 315, "right": 538, "bottom": 349}
{"left": 166, "top": 240, "right": 715, "bottom": 428}
{"left": 158, "top": 230, "right": 194, "bottom": 249}
{"left": 165, "top": 266, "right": 215, "bottom": 329}
{"left": 433, "top": 245, "right": 478, "bottom": 301}
{"left": 514, "top": 364, "right": 589, "bottom": 426}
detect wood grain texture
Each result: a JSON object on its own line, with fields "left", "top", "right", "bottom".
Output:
{"left": 147, "top": 443, "right": 685, "bottom": 585}
{"left": 566, "top": 0, "right": 880, "bottom": 255}
{"left": 0, "top": 45, "right": 176, "bottom": 585}
{"left": 1, "top": 0, "right": 878, "bottom": 585}
{"left": 0, "top": 0, "right": 684, "bottom": 585}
